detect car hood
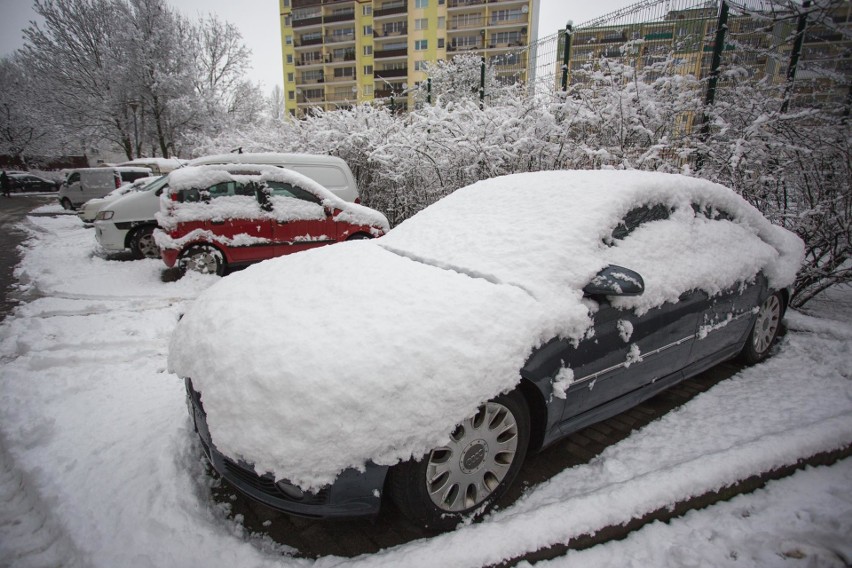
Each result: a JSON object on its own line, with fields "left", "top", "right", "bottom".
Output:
{"left": 169, "top": 242, "right": 590, "bottom": 490}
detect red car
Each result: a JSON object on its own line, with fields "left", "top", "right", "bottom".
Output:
{"left": 155, "top": 165, "right": 389, "bottom": 275}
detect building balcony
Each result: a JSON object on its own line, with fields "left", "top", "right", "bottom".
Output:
{"left": 375, "top": 68, "right": 408, "bottom": 79}
{"left": 327, "top": 74, "right": 357, "bottom": 83}
{"left": 292, "top": 16, "right": 322, "bottom": 28}
{"left": 489, "top": 16, "right": 528, "bottom": 28}
{"left": 324, "top": 11, "right": 355, "bottom": 24}
{"left": 448, "top": 19, "right": 484, "bottom": 30}
{"left": 296, "top": 37, "right": 324, "bottom": 47}
{"left": 325, "top": 34, "right": 356, "bottom": 44}
{"left": 448, "top": 0, "right": 485, "bottom": 8}
{"left": 374, "top": 27, "right": 408, "bottom": 38}
{"left": 448, "top": 43, "right": 484, "bottom": 52}
{"left": 374, "top": 5, "right": 407, "bottom": 18}
{"left": 375, "top": 47, "right": 408, "bottom": 59}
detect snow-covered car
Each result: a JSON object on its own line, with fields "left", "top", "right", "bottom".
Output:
{"left": 172, "top": 170, "right": 804, "bottom": 531}
{"left": 78, "top": 176, "right": 159, "bottom": 224}
{"left": 154, "top": 165, "right": 388, "bottom": 275}
{"left": 8, "top": 173, "right": 60, "bottom": 193}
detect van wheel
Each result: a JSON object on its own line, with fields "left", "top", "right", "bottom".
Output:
{"left": 178, "top": 245, "right": 225, "bottom": 276}
{"left": 129, "top": 226, "right": 160, "bottom": 260}
{"left": 60, "top": 198, "right": 73, "bottom": 210}
{"left": 347, "top": 233, "right": 372, "bottom": 240}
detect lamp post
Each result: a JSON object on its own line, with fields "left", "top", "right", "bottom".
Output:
{"left": 128, "top": 101, "right": 140, "bottom": 159}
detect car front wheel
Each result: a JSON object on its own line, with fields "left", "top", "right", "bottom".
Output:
{"left": 740, "top": 292, "right": 784, "bottom": 364}
{"left": 60, "top": 198, "right": 73, "bottom": 210}
{"left": 389, "top": 390, "right": 529, "bottom": 531}
{"left": 178, "top": 244, "right": 225, "bottom": 276}
{"left": 129, "top": 226, "right": 160, "bottom": 260}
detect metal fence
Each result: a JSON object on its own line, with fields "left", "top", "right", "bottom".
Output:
{"left": 522, "top": 0, "right": 851, "bottom": 111}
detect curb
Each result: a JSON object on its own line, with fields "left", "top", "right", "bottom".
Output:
{"left": 494, "top": 444, "right": 852, "bottom": 567}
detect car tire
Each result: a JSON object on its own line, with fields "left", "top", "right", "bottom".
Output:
{"left": 60, "top": 198, "right": 73, "bottom": 210}
{"left": 129, "top": 226, "right": 160, "bottom": 260}
{"left": 178, "top": 244, "right": 225, "bottom": 276}
{"left": 740, "top": 291, "right": 784, "bottom": 365}
{"left": 388, "top": 390, "right": 530, "bottom": 532}
{"left": 346, "top": 233, "right": 373, "bottom": 240}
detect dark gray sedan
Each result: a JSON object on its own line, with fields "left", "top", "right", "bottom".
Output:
{"left": 176, "top": 170, "right": 804, "bottom": 531}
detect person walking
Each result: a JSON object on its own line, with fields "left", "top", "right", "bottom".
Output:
{"left": 1, "top": 171, "right": 11, "bottom": 198}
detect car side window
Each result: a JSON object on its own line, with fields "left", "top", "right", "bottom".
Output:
{"left": 611, "top": 203, "right": 671, "bottom": 241}
{"left": 692, "top": 203, "right": 735, "bottom": 222}
{"left": 67, "top": 173, "right": 80, "bottom": 184}
{"left": 267, "top": 181, "right": 322, "bottom": 205}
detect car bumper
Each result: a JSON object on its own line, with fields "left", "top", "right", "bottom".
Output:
{"left": 94, "top": 222, "right": 128, "bottom": 252}
{"left": 185, "top": 378, "right": 386, "bottom": 519}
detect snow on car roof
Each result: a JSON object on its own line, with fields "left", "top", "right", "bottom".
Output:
{"left": 168, "top": 170, "right": 804, "bottom": 491}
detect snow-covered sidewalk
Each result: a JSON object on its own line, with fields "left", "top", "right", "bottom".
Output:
{"left": 1, "top": 212, "right": 850, "bottom": 568}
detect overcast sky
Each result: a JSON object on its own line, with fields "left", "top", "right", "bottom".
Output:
{"left": 0, "top": 0, "right": 636, "bottom": 92}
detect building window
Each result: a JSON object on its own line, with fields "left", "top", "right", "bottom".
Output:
{"left": 364, "top": 25, "right": 373, "bottom": 36}
{"left": 284, "top": 15, "right": 292, "bottom": 26}
{"left": 363, "top": 5, "right": 372, "bottom": 16}
{"left": 438, "top": 16, "right": 445, "bottom": 29}
{"left": 285, "top": 35, "right": 293, "bottom": 45}
{"left": 283, "top": 0, "right": 290, "bottom": 6}
{"left": 364, "top": 85, "right": 374, "bottom": 96}
{"left": 415, "top": 60, "right": 428, "bottom": 71}
{"left": 287, "top": 72, "right": 294, "bottom": 82}
{"left": 415, "top": 39, "right": 428, "bottom": 50}
{"left": 288, "top": 90, "right": 295, "bottom": 100}
{"left": 415, "top": 0, "right": 428, "bottom": 8}
{"left": 364, "top": 45, "right": 373, "bottom": 56}
{"left": 415, "top": 18, "right": 428, "bottom": 31}
{"left": 286, "top": 54, "right": 293, "bottom": 64}
{"left": 438, "top": 38, "right": 445, "bottom": 48}
{"left": 364, "top": 65, "right": 373, "bottom": 75}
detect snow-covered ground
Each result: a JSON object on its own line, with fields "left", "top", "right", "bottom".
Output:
{"left": 1, "top": 208, "right": 850, "bottom": 568}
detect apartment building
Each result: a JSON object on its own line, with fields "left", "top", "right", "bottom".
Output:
{"left": 279, "top": 0, "right": 540, "bottom": 116}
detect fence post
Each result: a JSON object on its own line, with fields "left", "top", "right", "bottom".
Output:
{"left": 561, "top": 21, "right": 573, "bottom": 92}
{"left": 427, "top": 78, "right": 432, "bottom": 105}
{"left": 480, "top": 56, "right": 486, "bottom": 110}
{"left": 701, "top": 0, "right": 730, "bottom": 135}
{"left": 781, "top": 0, "right": 811, "bottom": 113}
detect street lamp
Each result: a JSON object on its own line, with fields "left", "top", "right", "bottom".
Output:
{"left": 128, "top": 101, "right": 140, "bottom": 159}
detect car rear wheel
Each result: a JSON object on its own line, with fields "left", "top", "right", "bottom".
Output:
{"left": 60, "top": 198, "right": 73, "bottom": 210}
{"left": 740, "top": 292, "right": 783, "bottom": 364}
{"left": 178, "top": 244, "right": 225, "bottom": 276}
{"left": 129, "top": 226, "right": 160, "bottom": 260}
{"left": 389, "top": 390, "right": 529, "bottom": 531}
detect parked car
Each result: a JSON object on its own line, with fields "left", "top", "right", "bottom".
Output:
{"left": 153, "top": 164, "right": 388, "bottom": 275}
{"left": 112, "top": 158, "right": 186, "bottom": 175}
{"left": 78, "top": 176, "right": 159, "bottom": 224}
{"left": 8, "top": 173, "right": 59, "bottom": 193}
{"left": 94, "top": 153, "right": 365, "bottom": 261}
{"left": 59, "top": 167, "right": 152, "bottom": 210}
{"left": 188, "top": 152, "right": 361, "bottom": 203}
{"left": 172, "top": 170, "right": 804, "bottom": 530}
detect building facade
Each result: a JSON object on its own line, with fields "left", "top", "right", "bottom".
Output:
{"left": 279, "top": 0, "right": 540, "bottom": 116}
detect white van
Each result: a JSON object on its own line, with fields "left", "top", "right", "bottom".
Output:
{"left": 59, "top": 167, "right": 152, "bottom": 210}
{"left": 188, "top": 153, "right": 360, "bottom": 203}
{"left": 94, "top": 153, "right": 361, "bottom": 259}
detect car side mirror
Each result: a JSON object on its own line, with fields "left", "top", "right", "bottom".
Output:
{"left": 583, "top": 265, "right": 645, "bottom": 297}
